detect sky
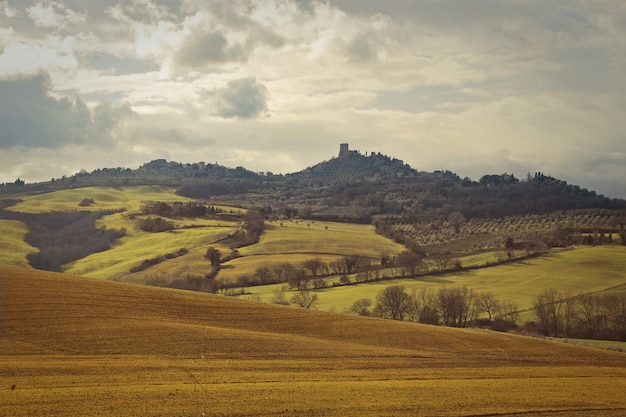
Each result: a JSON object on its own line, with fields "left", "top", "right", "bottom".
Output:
{"left": 1, "top": 0, "right": 625, "bottom": 198}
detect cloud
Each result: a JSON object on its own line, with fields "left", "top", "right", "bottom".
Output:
{"left": 0, "top": 72, "right": 132, "bottom": 148}
{"left": 174, "top": 30, "right": 246, "bottom": 68}
{"left": 26, "top": 0, "right": 85, "bottom": 29}
{"left": 0, "top": 1, "right": 624, "bottom": 199}
{"left": 204, "top": 77, "right": 269, "bottom": 119}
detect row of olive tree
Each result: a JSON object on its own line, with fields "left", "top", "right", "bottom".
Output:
{"left": 351, "top": 285, "right": 519, "bottom": 330}
{"left": 532, "top": 288, "right": 626, "bottom": 341}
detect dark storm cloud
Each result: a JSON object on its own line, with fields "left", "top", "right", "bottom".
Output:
{"left": 0, "top": 72, "right": 131, "bottom": 148}
{"left": 211, "top": 78, "right": 269, "bottom": 119}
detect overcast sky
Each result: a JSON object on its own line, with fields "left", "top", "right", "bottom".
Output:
{"left": 1, "top": 0, "right": 625, "bottom": 198}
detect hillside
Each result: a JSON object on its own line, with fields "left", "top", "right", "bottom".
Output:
{"left": 3, "top": 145, "right": 625, "bottom": 224}
{"left": 2, "top": 265, "right": 626, "bottom": 416}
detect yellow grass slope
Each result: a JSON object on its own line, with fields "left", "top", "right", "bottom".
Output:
{"left": 2, "top": 265, "right": 626, "bottom": 417}
{"left": 5, "top": 185, "right": 190, "bottom": 213}
{"left": 0, "top": 220, "right": 37, "bottom": 268}
{"left": 299, "top": 245, "right": 626, "bottom": 313}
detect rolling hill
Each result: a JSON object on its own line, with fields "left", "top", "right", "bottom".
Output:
{"left": 2, "top": 265, "right": 626, "bottom": 416}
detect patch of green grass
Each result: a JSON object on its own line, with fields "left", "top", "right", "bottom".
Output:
{"left": 0, "top": 220, "right": 37, "bottom": 268}
{"left": 241, "top": 220, "right": 404, "bottom": 258}
{"left": 64, "top": 227, "right": 235, "bottom": 280}
{"left": 218, "top": 219, "right": 404, "bottom": 284}
{"left": 7, "top": 186, "right": 191, "bottom": 214}
{"left": 247, "top": 246, "right": 626, "bottom": 314}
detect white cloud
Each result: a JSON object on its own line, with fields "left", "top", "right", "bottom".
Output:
{"left": 0, "top": 0, "right": 624, "bottom": 198}
{"left": 26, "top": 0, "right": 85, "bottom": 29}
{"left": 209, "top": 77, "right": 269, "bottom": 119}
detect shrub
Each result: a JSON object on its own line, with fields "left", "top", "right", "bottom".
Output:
{"left": 78, "top": 198, "right": 95, "bottom": 207}
{"left": 138, "top": 216, "right": 174, "bottom": 232}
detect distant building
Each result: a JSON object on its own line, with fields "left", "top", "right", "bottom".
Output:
{"left": 338, "top": 143, "right": 359, "bottom": 158}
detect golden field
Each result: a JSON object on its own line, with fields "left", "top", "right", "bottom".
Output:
{"left": 2, "top": 265, "right": 625, "bottom": 416}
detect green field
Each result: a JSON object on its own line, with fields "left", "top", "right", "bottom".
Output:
{"left": 5, "top": 185, "right": 192, "bottom": 213}
{"left": 245, "top": 245, "right": 626, "bottom": 314}
{"left": 218, "top": 220, "right": 406, "bottom": 283}
{"left": 2, "top": 185, "right": 626, "bottom": 322}
{"left": 0, "top": 220, "right": 37, "bottom": 268}
{"left": 63, "top": 226, "right": 235, "bottom": 280}
{"left": 241, "top": 220, "right": 404, "bottom": 257}
{"left": 2, "top": 265, "right": 625, "bottom": 417}
{"left": 2, "top": 185, "right": 407, "bottom": 284}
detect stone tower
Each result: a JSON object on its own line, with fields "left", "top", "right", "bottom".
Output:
{"left": 339, "top": 143, "right": 349, "bottom": 157}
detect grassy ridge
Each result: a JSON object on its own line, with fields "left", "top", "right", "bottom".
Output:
{"left": 6, "top": 185, "right": 190, "bottom": 213}
{"left": 2, "top": 266, "right": 625, "bottom": 416}
{"left": 241, "top": 220, "right": 404, "bottom": 257}
{"left": 0, "top": 220, "right": 37, "bottom": 268}
{"left": 63, "top": 226, "right": 234, "bottom": 280}
{"left": 218, "top": 220, "right": 406, "bottom": 283}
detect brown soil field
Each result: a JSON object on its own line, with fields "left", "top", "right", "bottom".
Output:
{"left": 1, "top": 265, "right": 625, "bottom": 416}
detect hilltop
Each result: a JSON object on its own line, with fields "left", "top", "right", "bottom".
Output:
{"left": 2, "top": 144, "right": 624, "bottom": 223}
{"left": 2, "top": 265, "right": 625, "bottom": 416}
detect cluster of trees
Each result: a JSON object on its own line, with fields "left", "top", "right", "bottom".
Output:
{"left": 532, "top": 289, "right": 626, "bottom": 341}
{"left": 221, "top": 255, "right": 378, "bottom": 291}
{"left": 350, "top": 285, "right": 519, "bottom": 331}
{"left": 141, "top": 201, "right": 224, "bottom": 218}
{"left": 265, "top": 286, "right": 320, "bottom": 309}
{"left": 147, "top": 274, "right": 221, "bottom": 293}
{"left": 346, "top": 285, "right": 626, "bottom": 341}
{"left": 138, "top": 216, "right": 175, "bottom": 233}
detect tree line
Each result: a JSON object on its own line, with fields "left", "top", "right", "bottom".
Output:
{"left": 349, "top": 285, "right": 519, "bottom": 332}
{"left": 532, "top": 288, "right": 626, "bottom": 341}
{"left": 141, "top": 201, "right": 225, "bottom": 218}
{"left": 345, "top": 285, "right": 626, "bottom": 341}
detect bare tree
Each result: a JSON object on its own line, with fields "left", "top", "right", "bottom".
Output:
{"left": 287, "top": 267, "right": 310, "bottom": 290}
{"left": 395, "top": 251, "right": 424, "bottom": 277}
{"left": 290, "top": 291, "right": 319, "bottom": 309}
{"left": 477, "top": 292, "right": 500, "bottom": 323}
{"left": 254, "top": 266, "right": 273, "bottom": 284}
{"left": 415, "top": 288, "right": 439, "bottom": 325}
{"left": 447, "top": 211, "right": 466, "bottom": 234}
{"left": 302, "top": 258, "right": 325, "bottom": 276}
{"left": 349, "top": 298, "right": 373, "bottom": 316}
{"left": 273, "top": 263, "right": 294, "bottom": 282}
{"left": 312, "top": 278, "right": 327, "bottom": 289}
{"left": 432, "top": 252, "right": 452, "bottom": 272}
{"left": 271, "top": 285, "right": 290, "bottom": 306}
{"left": 437, "top": 286, "right": 476, "bottom": 327}
{"left": 498, "top": 300, "right": 520, "bottom": 328}
{"left": 204, "top": 247, "right": 222, "bottom": 267}
{"left": 533, "top": 288, "right": 563, "bottom": 336}
{"left": 376, "top": 285, "right": 412, "bottom": 321}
